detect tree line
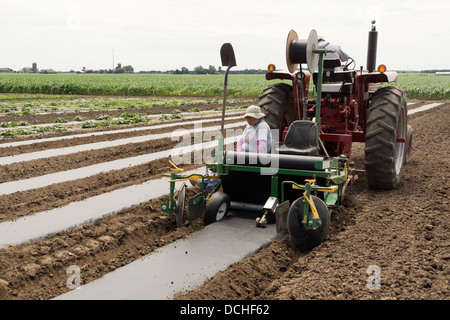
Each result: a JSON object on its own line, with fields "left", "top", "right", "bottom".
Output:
{"left": 72, "top": 65, "right": 267, "bottom": 75}
{"left": 397, "top": 69, "right": 450, "bottom": 73}
{"left": 138, "top": 65, "right": 267, "bottom": 75}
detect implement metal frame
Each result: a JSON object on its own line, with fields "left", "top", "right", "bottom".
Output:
{"left": 161, "top": 42, "right": 351, "bottom": 231}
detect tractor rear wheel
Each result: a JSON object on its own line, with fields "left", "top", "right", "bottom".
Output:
{"left": 259, "top": 83, "right": 294, "bottom": 133}
{"left": 287, "top": 196, "right": 330, "bottom": 249}
{"left": 404, "top": 125, "right": 413, "bottom": 165}
{"left": 365, "top": 86, "right": 407, "bottom": 189}
{"left": 203, "top": 192, "right": 230, "bottom": 225}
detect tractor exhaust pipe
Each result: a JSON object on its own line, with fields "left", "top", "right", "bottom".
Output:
{"left": 366, "top": 20, "right": 378, "bottom": 73}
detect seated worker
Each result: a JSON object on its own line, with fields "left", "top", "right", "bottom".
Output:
{"left": 191, "top": 105, "right": 272, "bottom": 194}
{"left": 318, "top": 36, "right": 349, "bottom": 71}
{"left": 236, "top": 105, "right": 272, "bottom": 153}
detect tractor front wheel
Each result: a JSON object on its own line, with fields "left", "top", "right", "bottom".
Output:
{"left": 287, "top": 196, "right": 331, "bottom": 249}
{"left": 365, "top": 86, "right": 407, "bottom": 189}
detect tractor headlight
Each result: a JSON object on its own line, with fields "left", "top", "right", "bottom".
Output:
{"left": 377, "top": 64, "right": 387, "bottom": 73}
{"left": 267, "top": 64, "right": 276, "bottom": 72}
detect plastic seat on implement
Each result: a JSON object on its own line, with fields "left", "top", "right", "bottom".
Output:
{"left": 278, "top": 120, "right": 318, "bottom": 156}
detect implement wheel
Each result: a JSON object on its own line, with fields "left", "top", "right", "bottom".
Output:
{"left": 175, "top": 184, "right": 186, "bottom": 227}
{"left": 287, "top": 196, "right": 330, "bottom": 249}
{"left": 365, "top": 86, "right": 407, "bottom": 189}
{"left": 203, "top": 192, "right": 230, "bottom": 225}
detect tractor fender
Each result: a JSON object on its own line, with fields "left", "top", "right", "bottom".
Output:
{"left": 265, "top": 70, "right": 311, "bottom": 81}
{"left": 362, "top": 71, "right": 398, "bottom": 84}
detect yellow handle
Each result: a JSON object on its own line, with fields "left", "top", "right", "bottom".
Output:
{"left": 169, "top": 160, "right": 184, "bottom": 172}
{"left": 292, "top": 184, "right": 338, "bottom": 193}
{"left": 168, "top": 174, "right": 204, "bottom": 183}
{"left": 304, "top": 193, "right": 320, "bottom": 220}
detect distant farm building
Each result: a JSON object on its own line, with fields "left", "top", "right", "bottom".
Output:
{"left": 436, "top": 72, "right": 450, "bottom": 76}
{"left": 21, "top": 63, "right": 39, "bottom": 73}
{"left": 40, "top": 69, "right": 57, "bottom": 74}
{"left": 0, "top": 68, "right": 13, "bottom": 73}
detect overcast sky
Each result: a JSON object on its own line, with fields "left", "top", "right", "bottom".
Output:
{"left": 1, "top": 0, "right": 449, "bottom": 72}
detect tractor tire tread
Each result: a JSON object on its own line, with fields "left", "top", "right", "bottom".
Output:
{"left": 259, "top": 83, "right": 293, "bottom": 130}
{"left": 365, "top": 86, "right": 407, "bottom": 189}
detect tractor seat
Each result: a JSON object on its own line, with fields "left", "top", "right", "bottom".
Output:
{"left": 323, "top": 58, "right": 342, "bottom": 70}
{"left": 278, "top": 120, "right": 318, "bottom": 156}
{"left": 313, "top": 59, "right": 355, "bottom": 97}
{"left": 313, "top": 59, "right": 354, "bottom": 82}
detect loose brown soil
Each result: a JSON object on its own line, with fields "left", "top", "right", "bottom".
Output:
{"left": 0, "top": 99, "right": 448, "bottom": 300}
{"left": 177, "top": 102, "right": 450, "bottom": 300}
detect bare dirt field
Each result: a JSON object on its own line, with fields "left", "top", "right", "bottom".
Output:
{"left": 0, "top": 99, "right": 448, "bottom": 300}
{"left": 178, "top": 101, "right": 450, "bottom": 300}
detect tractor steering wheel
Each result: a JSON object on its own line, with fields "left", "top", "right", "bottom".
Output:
{"left": 343, "top": 57, "right": 355, "bottom": 71}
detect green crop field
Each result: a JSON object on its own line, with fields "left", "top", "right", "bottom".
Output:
{"left": 0, "top": 73, "right": 276, "bottom": 98}
{"left": 0, "top": 72, "right": 448, "bottom": 100}
{"left": 388, "top": 73, "right": 450, "bottom": 100}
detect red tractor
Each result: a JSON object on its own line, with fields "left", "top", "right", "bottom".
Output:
{"left": 260, "top": 21, "right": 412, "bottom": 189}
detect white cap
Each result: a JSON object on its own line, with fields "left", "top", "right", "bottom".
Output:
{"left": 243, "top": 105, "right": 265, "bottom": 119}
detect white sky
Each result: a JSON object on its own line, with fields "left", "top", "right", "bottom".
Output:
{"left": 1, "top": 0, "right": 449, "bottom": 72}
